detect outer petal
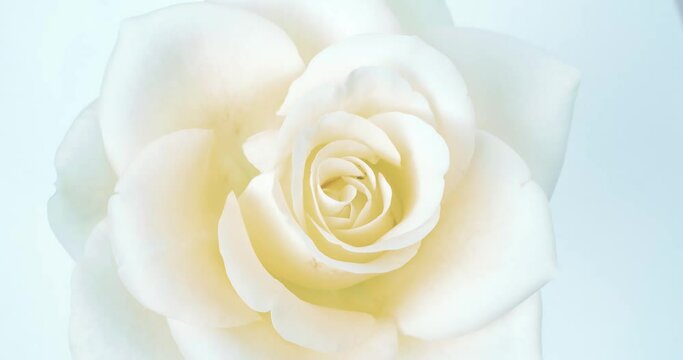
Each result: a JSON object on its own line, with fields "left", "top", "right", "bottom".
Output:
{"left": 398, "top": 294, "right": 542, "bottom": 360}
{"left": 260, "top": 66, "right": 437, "bottom": 174}
{"left": 374, "top": 131, "right": 556, "bottom": 340}
{"left": 48, "top": 102, "right": 116, "bottom": 260}
{"left": 385, "top": 0, "right": 453, "bottom": 35}
{"left": 424, "top": 28, "right": 580, "bottom": 196}
{"left": 210, "top": 0, "right": 401, "bottom": 60}
{"left": 70, "top": 222, "right": 182, "bottom": 360}
{"left": 100, "top": 3, "right": 304, "bottom": 182}
{"left": 108, "top": 129, "right": 259, "bottom": 328}
{"left": 218, "top": 193, "right": 390, "bottom": 354}
{"left": 168, "top": 318, "right": 397, "bottom": 360}
{"left": 280, "top": 34, "right": 475, "bottom": 196}
{"left": 242, "top": 129, "right": 279, "bottom": 173}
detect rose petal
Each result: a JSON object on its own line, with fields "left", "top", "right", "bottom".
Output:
{"left": 385, "top": 0, "right": 453, "bottom": 34}
{"left": 109, "top": 129, "right": 259, "bottom": 328}
{"left": 218, "top": 193, "right": 385, "bottom": 353}
{"left": 367, "top": 112, "right": 449, "bottom": 250}
{"left": 209, "top": 0, "right": 401, "bottom": 60}
{"left": 314, "top": 158, "right": 362, "bottom": 215}
{"left": 70, "top": 222, "right": 182, "bottom": 360}
{"left": 280, "top": 34, "right": 475, "bottom": 195}
{"left": 276, "top": 66, "right": 437, "bottom": 164}
{"left": 168, "top": 318, "right": 397, "bottom": 360}
{"left": 397, "top": 294, "right": 542, "bottom": 360}
{"left": 48, "top": 102, "right": 116, "bottom": 260}
{"left": 342, "top": 67, "right": 436, "bottom": 124}
{"left": 239, "top": 173, "right": 420, "bottom": 289}
{"left": 290, "top": 112, "right": 400, "bottom": 225}
{"left": 271, "top": 292, "right": 376, "bottom": 353}
{"left": 100, "top": 3, "right": 304, "bottom": 179}
{"left": 373, "top": 131, "right": 556, "bottom": 340}
{"left": 333, "top": 174, "right": 393, "bottom": 244}
{"left": 310, "top": 112, "right": 450, "bottom": 254}
{"left": 424, "top": 27, "right": 580, "bottom": 196}
{"left": 242, "top": 129, "right": 279, "bottom": 173}
{"left": 218, "top": 193, "right": 287, "bottom": 313}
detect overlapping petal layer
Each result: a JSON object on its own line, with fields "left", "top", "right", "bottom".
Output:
{"left": 48, "top": 102, "right": 116, "bottom": 260}
{"left": 397, "top": 294, "right": 543, "bottom": 360}
{"left": 52, "top": 1, "right": 580, "bottom": 358}
{"left": 424, "top": 27, "right": 580, "bottom": 195}
{"left": 100, "top": 3, "right": 304, "bottom": 192}
{"left": 218, "top": 193, "right": 396, "bottom": 354}
{"left": 371, "top": 131, "right": 556, "bottom": 340}
{"left": 279, "top": 34, "right": 475, "bottom": 194}
{"left": 168, "top": 318, "right": 397, "bottom": 360}
{"left": 70, "top": 222, "right": 182, "bottom": 360}
{"left": 109, "top": 129, "right": 258, "bottom": 327}
{"left": 210, "top": 0, "right": 401, "bottom": 60}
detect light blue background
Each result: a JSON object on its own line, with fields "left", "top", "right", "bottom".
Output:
{"left": 1, "top": 0, "right": 681, "bottom": 358}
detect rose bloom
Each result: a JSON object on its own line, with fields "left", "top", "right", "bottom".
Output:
{"left": 48, "top": 1, "right": 579, "bottom": 359}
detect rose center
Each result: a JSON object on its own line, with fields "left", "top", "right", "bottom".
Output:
{"left": 309, "top": 146, "right": 398, "bottom": 247}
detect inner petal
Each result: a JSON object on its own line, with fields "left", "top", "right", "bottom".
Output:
{"left": 304, "top": 140, "right": 376, "bottom": 230}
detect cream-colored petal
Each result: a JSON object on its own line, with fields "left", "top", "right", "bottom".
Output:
{"left": 280, "top": 34, "right": 475, "bottom": 194}
{"left": 168, "top": 318, "right": 397, "bottom": 360}
{"left": 424, "top": 27, "right": 580, "bottom": 196}
{"left": 332, "top": 175, "right": 394, "bottom": 247}
{"left": 109, "top": 129, "right": 258, "bottom": 328}
{"left": 374, "top": 131, "right": 556, "bottom": 340}
{"left": 210, "top": 0, "right": 401, "bottom": 60}
{"left": 314, "top": 159, "right": 361, "bottom": 215}
{"left": 291, "top": 112, "right": 400, "bottom": 224}
{"left": 217, "top": 193, "right": 386, "bottom": 353}
{"left": 386, "top": 0, "right": 453, "bottom": 35}
{"left": 242, "top": 129, "right": 279, "bottom": 173}
{"left": 271, "top": 292, "right": 376, "bottom": 353}
{"left": 295, "top": 140, "right": 376, "bottom": 232}
{"left": 70, "top": 222, "right": 182, "bottom": 360}
{"left": 308, "top": 112, "right": 401, "bottom": 166}
{"left": 398, "top": 294, "right": 542, "bottom": 360}
{"left": 345, "top": 156, "right": 377, "bottom": 189}
{"left": 342, "top": 66, "right": 436, "bottom": 124}
{"left": 312, "top": 112, "right": 449, "bottom": 254}
{"left": 100, "top": 3, "right": 303, "bottom": 181}
{"left": 219, "top": 193, "right": 287, "bottom": 312}
{"left": 239, "top": 173, "right": 420, "bottom": 289}
{"left": 48, "top": 102, "right": 116, "bottom": 260}
{"left": 368, "top": 112, "right": 449, "bottom": 250}
{"left": 276, "top": 66, "right": 437, "bottom": 165}
{"left": 169, "top": 319, "right": 315, "bottom": 360}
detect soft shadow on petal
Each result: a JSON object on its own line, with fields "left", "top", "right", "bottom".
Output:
{"left": 372, "top": 131, "right": 556, "bottom": 340}
{"left": 48, "top": 102, "right": 116, "bottom": 260}
{"left": 209, "top": 0, "right": 401, "bottom": 60}
{"left": 100, "top": 3, "right": 304, "bottom": 182}
{"left": 397, "top": 294, "right": 543, "bottom": 360}
{"left": 109, "top": 129, "right": 259, "bottom": 328}
{"left": 218, "top": 194, "right": 394, "bottom": 354}
{"left": 424, "top": 27, "right": 580, "bottom": 196}
{"left": 70, "top": 222, "right": 182, "bottom": 360}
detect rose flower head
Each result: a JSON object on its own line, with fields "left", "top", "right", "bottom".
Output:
{"left": 49, "top": 1, "right": 579, "bottom": 359}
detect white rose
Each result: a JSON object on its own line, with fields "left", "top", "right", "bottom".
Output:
{"left": 48, "top": 1, "right": 579, "bottom": 359}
